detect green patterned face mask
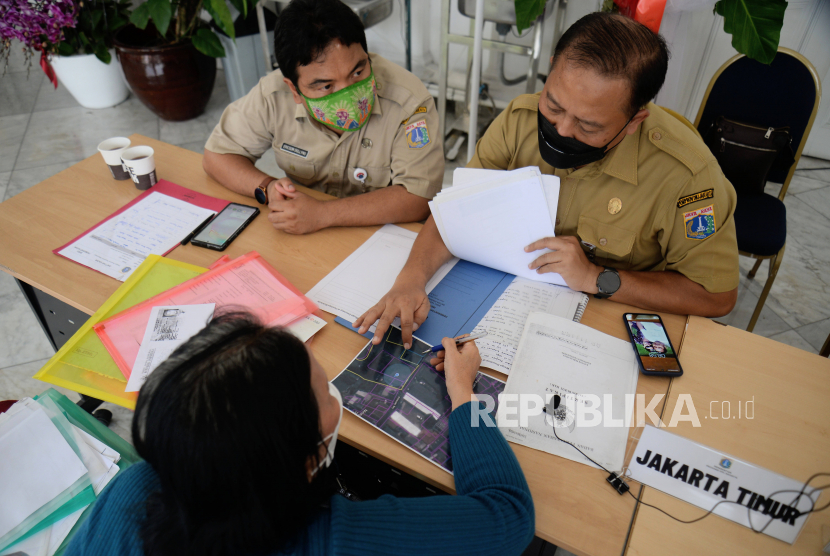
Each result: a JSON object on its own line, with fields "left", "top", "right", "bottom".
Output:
{"left": 301, "top": 70, "right": 376, "bottom": 132}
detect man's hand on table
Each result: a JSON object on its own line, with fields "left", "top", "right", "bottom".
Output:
{"left": 266, "top": 178, "right": 330, "bottom": 235}
{"left": 525, "top": 236, "right": 602, "bottom": 294}
{"left": 352, "top": 277, "right": 430, "bottom": 350}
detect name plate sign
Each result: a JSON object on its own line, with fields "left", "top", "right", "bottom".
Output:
{"left": 629, "top": 426, "right": 818, "bottom": 544}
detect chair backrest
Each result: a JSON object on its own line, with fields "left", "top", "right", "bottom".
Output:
{"left": 660, "top": 106, "right": 702, "bottom": 139}
{"left": 693, "top": 47, "right": 821, "bottom": 198}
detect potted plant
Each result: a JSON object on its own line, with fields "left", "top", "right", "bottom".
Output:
{"left": 114, "top": 0, "right": 252, "bottom": 121}
{"left": 1, "top": 0, "right": 133, "bottom": 108}
{"left": 1, "top": 0, "right": 77, "bottom": 77}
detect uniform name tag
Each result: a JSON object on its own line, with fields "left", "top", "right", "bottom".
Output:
{"left": 677, "top": 189, "right": 714, "bottom": 208}
{"left": 280, "top": 143, "right": 308, "bottom": 158}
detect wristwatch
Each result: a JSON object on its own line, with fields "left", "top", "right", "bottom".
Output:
{"left": 594, "top": 266, "right": 621, "bottom": 299}
{"left": 254, "top": 176, "right": 273, "bottom": 205}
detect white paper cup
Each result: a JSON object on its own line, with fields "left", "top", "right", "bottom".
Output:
{"left": 97, "top": 137, "right": 131, "bottom": 180}
{"left": 121, "top": 146, "right": 158, "bottom": 191}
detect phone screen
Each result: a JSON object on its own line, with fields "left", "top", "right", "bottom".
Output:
{"left": 624, "top": 314, "right": 682, "bottom": 373}
{"left": 193, "top": 204, "right": 258, "bottom": 246}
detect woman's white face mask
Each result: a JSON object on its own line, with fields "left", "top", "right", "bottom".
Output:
{"left": 311, "top": 382, "right": 343, "bottom": 476}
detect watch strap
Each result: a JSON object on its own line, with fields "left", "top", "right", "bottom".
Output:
{"left": 255, "top": 176, "right": 273, "bottom": 204}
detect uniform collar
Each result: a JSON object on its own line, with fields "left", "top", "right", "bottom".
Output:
{"left": 559, "top": 124, "right": 640, "bottom": 186}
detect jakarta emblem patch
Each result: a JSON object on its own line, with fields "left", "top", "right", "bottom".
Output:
{"left": 684, "top": 204, "right": 716, "bottom": 240}
{"left": 405, "top": 120, "right": 430, "bottom": 149}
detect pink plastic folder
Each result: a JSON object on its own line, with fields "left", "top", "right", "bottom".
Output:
{"left": 53, "top": 180, "right": 230, "bottom": 276}
{"left": 93, "top": 252, "right": 318, "bottom": 379}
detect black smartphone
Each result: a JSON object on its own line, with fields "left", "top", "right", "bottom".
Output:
{"left": 623, "top": 313, "right": 683, "bottom": 377}
{"left": 191, "top": 202, "right": 259, "bottom": 251}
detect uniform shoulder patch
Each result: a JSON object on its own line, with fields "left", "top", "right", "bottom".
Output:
{"left": 683, "top": 204, "right": 716, "bottom": 240}
{"left": 405, "top": 120, "right": 430, "bottom": 149}
{"left": 677, "top": 188, "right": 714, "bottom": 208}
{"left": 401, "top": 106, "right": 428, "bottom": 125}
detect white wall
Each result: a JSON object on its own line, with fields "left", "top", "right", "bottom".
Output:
{"left": 364, "top": 0, "right": 600, "bottom": 105}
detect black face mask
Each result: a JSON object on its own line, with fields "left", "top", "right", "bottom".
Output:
{"left": 537, "top": 109, "right": 633, "bottom": 169}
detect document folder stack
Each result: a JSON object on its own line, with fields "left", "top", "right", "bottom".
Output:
{"left": 0, "top": 389, "right": 140, "bottom": 556}
{"left": 35, "top": 253, "right": 320, "bottom": 409}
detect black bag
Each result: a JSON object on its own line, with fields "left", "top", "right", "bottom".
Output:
{"left": 703, "top": 116, "right": 795, "bottom": 196}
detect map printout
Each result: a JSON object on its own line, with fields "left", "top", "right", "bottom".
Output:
{"left": 332, "top": 326, "right": 504, "bottom": 474}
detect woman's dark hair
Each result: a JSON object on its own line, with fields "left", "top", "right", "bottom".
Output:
{"left": 274, "top": 0, "right": 368, "bottom": 90}
{"left": 552, "top": 12, "right": 669, "bottom": 116}
{"left": 133, "top": 312, "right": 336, "bottom": 556}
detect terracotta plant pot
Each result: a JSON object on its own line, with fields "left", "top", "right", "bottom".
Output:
{"left": 114, "top": 26, "right": 216, "bottom": 121}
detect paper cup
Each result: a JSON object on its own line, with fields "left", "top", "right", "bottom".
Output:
{"left": 97, "top": 137, "right": 132, "bottom": 180}
{"left": 121, "top": 146, "right": 158, "bottom": 191}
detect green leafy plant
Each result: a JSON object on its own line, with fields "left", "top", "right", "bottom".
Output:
{"left": 715, "top": 0, "right": 787, "bottom": 65}
{"left": 53, "top": 0, "right": 133, "bottom": 64}
{"left": 128, "top": 0, "right": 252, "bottom": 57}
{"left": 514, "top": 0, "right": 546, "bottom": 33}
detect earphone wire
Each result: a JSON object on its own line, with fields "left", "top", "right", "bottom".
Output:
{"left": 550, "top": 424, "right": 830, "bottom": 532}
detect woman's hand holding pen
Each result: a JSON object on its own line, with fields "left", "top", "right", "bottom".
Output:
{"left": 430, "top": 336, "right": 480, "bottom": 410}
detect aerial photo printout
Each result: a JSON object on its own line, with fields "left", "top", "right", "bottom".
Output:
{"left": 332, "top": 326, "right": 505, "bottom": 473}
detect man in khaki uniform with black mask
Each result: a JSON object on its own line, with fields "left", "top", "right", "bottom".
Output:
{"left": 203, "top": 0, "right": 442, "bottom": 234}
{"left": 355, "top": 12, "right": 739, "bottom": 350}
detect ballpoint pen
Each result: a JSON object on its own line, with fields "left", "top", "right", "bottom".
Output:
{"left": 181, "top": 214, "right": 215, "bottom": 245}
{"left": 422, "top": 332, "right": 488, "bottom": 354}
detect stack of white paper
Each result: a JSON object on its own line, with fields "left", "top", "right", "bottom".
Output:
{"left": 0, "top": 398, "right": 122, "bottom": 556}
{"left": 429, "top": 167, "right": 564, "bottom": 285}
{"left": 307, "top": 224, "right": 459, "bottom": 325}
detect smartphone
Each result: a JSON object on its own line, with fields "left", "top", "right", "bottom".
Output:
{"left": 623, "top": 313, "right": 683, "bottom": 377}
{"left": 191, "top": 202, "right": 259, "bottom": 251}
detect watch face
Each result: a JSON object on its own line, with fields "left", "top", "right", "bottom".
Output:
{"left": 598, "top": 268, "right": 621, "bottom": 294}
{"left": 254, "top": 187, "right": 267, "bottom": 204}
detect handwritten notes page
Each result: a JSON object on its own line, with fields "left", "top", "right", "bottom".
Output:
{"left": 499, "top": 312, "right": 639, "bottom": 472}
{"left": 472, "top": 278, "right": 588, "bottom": 374}
{"left": 58, "top": 192, "right": 216, "bottom": 281}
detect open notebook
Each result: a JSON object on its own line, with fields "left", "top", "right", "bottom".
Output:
{"left": 472, "top": 278, "right": 589, "bottom": 375}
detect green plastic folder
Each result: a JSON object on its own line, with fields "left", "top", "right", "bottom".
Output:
{"left": 1, "top": 389, "right": 143, "bottom": 554}
{"left": 34, "top": 255, "right": 208, "bottom": 409}
{"left": 36, "top": 388, "right": 142, "bottom": 556}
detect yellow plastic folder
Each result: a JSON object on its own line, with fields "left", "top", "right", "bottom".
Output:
{"left": 34, "top": 256, "right": 208, "bottom": 409}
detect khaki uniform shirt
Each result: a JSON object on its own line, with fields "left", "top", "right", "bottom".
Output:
{"left": 469, "top": 94, "right": 739, "bottom": 293}
{"left": 206, "top": 54, "right": 443, "bottom": 199}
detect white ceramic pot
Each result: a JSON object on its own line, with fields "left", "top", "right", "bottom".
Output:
{"left": 50, "top": 49, "right": 129, "bottom": 109}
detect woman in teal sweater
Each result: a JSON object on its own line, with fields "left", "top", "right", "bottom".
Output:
{"left": 66, "top": 313, "right": 534, "bottom": 556}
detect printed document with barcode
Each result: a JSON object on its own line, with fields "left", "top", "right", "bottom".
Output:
{"left": 125, "top": 304, "right": 215, "bottom": 392}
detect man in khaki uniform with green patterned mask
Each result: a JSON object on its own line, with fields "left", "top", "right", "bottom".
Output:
{"left": 204, "top": 0, "right": 442, "bottom": 234}
{"left": 356, "top": 12, "right": 740, "bottom": 350}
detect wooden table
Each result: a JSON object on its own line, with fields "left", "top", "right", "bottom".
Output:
{"left": 0, "top": 135, "right": 688, "bottom": 556}
{"left": 625, "top": 317, "right": 830, "bottom": 556}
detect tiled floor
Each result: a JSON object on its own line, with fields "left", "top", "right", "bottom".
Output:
{"left": 1, "top": 44, "right": 829, "bottom": 443}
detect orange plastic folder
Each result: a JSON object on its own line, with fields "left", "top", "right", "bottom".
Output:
{"left": 33, "top": 256, "right": 208, "bottom": 410}
{"left": 94, "top": 251, "right": 318, "bottom": 379}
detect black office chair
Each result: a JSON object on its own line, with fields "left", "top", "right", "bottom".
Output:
{"left": 694, "top": 47, "right": 821, "bottom": 333}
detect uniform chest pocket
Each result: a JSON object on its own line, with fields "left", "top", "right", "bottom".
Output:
{"left": 274, "top": 151, "right": 317, "bottom": 185}
{"left": 577, "top": 216, "right": 636, "bottom": 268}
{"left": 347, "top": 165, "right": 391, "bottom": 191}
